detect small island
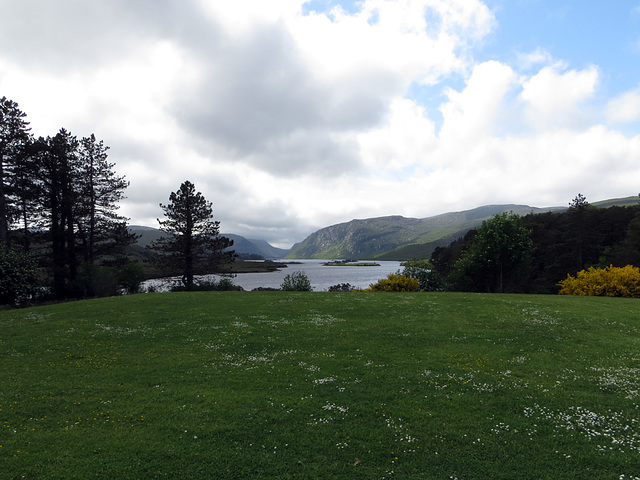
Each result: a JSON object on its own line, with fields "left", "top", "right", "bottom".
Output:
{"left": 322, "top": 260, "right": 381, "bottom": 267}
{"left": 223, "top": 260, "right": 288, "bottom": 273}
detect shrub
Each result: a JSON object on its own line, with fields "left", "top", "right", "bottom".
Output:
{"left": 216, "top": 277, "right": 242, "bottom": 291}
{"left": 558, "top": 265, "right": 640, "bottom": 298}
{"left": 71, "top": 264, "right": 119, "bottom": 298}
{"left": 328, "top": 283, "right": 353, "bottom": 292}
{"left": 0, "top": 247, "right": 39, "bottom": 306}
{"left": 401, "top": 259, "right": 442, "bottom": 291}
{"left": 281, "top": 271, "right": 312, "bottom": 291}
{"left": 170, "top": 277, "right": 242, "bottom": 292}
{"left": 367, "top": 273, "right": 420, "bottom": 292}
{"left": 118, "top": 262, "right": 145, "bottom": 294}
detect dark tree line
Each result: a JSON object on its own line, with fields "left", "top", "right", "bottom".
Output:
{"left": 1, "top": 97, "right": 138, "bottom": 300}
{"left": 431, "top": 196, "right": 640, "bottom": 294}
{"left": 1, "top": 96, "right": 236, "bottom": 304}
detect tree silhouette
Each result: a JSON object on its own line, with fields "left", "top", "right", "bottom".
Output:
{"left": 151, "top": 181, "right": 234, "bottom": 288}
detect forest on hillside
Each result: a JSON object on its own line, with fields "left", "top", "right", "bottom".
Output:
{"left": 430, "top": 198, "right": 640, "bottom": 294}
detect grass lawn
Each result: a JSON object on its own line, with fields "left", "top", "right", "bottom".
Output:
{"left": 1, "top": 292, "right": 639, "bottom": 479}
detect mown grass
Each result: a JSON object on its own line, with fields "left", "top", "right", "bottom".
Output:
{"left": 1, "top": 292, "right": 639, "bottom": 479}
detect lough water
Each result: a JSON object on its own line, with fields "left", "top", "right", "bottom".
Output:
{"left": 143, "top": 259, "right": 402, "bottom": 292}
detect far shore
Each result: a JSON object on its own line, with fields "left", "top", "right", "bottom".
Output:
{"left": 322, "top": 261, "right": 381, "bottom": 267}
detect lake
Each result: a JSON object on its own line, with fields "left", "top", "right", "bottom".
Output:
{"left": 143, "top": 259, "right": 403, "bottom": 292}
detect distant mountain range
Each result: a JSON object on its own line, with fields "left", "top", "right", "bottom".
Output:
{"left": 286, "top": 196, "right": 640, "bottom": 260}
{"left": 127, "top": 226, "right": 290, "bottom": 259}
{"left": 128, "top": 196, "right": 640, "bottom": 261}
{"left": 286, "top": 204, "right": 560, "bottom": 260}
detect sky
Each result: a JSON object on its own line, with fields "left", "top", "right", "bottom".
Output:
{"left": 1, "top": 0, "right": 640, "bottom": 248}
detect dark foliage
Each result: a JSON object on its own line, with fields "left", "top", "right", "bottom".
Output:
{"left": 0, "top": 246, "right": 38, "bottom": 306}
{"left": 401, "top": 259, "right": 443, "bottom": 291}
{"left": 169, "top": 277, "right": 242, "bottom": 292}
{"left": 150, "top": 181, "right": 235, "bottom": 289}
{"left": 0, "top": 97, "right": 31, "bottom": 248}
{"left": 1, "top": 98, "right": 136, "bottom": 300}
{"left": 446, "top": 212, "right": 533, "bottom": 293}
{"left": 431, "top": 201, "right": 640, "bottom": 293}
{"left": 117, "top": 262, "right": 145, "bottom": 294}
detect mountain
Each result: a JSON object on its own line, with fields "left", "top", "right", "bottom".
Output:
{"left": 591, "top": 195, "right": 640, "bottom": 209}
{"left": 222, "top": 234, "right": 290, "bottom": 259}
{"left": 286, "top": 204, "right": 563, "bottom": 260}
{"left": 127, "top": 226, "right": 289, "bottom": 259}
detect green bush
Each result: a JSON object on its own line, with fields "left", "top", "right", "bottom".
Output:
{"left": 281, "top": 271, "right": 312, "bottom": 291}
{"left": 558, "top": 264, "right": 640, "bottom": 297}
{"left": 0, "top": 247, "right": 39, "bottom": 306}
{"left": 367, "top": 273, "right": 420, "bottom": 292}
{"left": 170, "top": 277, "right": 242, "bottom": 292}
{"left": 71, "top": 264, "right": 119, "bottom": 298}
{"left": 328, "top": 283, "right": 353, "bottom": 292}
{"left": 117, "top": 262, "right": 145, "bottom": 294}
{"left": 216, "top": 277, "right": 242, "bottom": 291}
{"left": 401, "top": 259, "right": 442, "bottom": 291}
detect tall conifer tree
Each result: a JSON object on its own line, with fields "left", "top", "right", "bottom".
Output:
{"left": 151, "top": 181, "right": 234, "bottom": 288}
{"left": 0, "top": 97, "right": 31, "bottom": 247}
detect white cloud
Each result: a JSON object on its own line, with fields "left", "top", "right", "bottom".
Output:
{"left": 606, "top": 88, "right": 640, "bottom": 124}
{"left": 438, "top": 60, "right": 517, "bottom": 146}
{"left": 358, "top": 98, "right": 437, "bottom": 171}
{"left": 516, "top": 48, "right": 554, "bottom": 70}
{"left": 292, "top": 0, "right": 494, "bottom": 83}
{"left": 519, "top": 64, "right": 599, "bottom": 130}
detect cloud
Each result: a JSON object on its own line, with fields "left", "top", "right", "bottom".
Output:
{"left": 516, "top": 48, "right": 554, "bottom": 70}
{"left": 167, "top": 0, "right": 496, "bottom": 181}
{"left": 0, "top": 0, "right": 220, "bottom": 73}
{"left": 519, "top": 64, "right": 599, "bottom": 130}
{"left": 606, "top": 87, "right": 640, "bottom": 124}
{"left": 358, "top": 98, "right": 437, "bottom": 172}
{"left": 439, "top": 60, "right": 518, "bottom": 143}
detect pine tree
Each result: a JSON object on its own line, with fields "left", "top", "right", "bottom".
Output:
{"left": 76, "top": 134, "right": 136, "bottom": 264}
{"left": 30, "top": 130, "right": 135, "bottom": 298}
{"left": 0, "top": 97, "right": 31, "bottom": 247}
{"left": 30, "top": 129, "right": 81, "bottom": 297}
{"left": 150, "top": 181, "right": 234, "bottom": 288}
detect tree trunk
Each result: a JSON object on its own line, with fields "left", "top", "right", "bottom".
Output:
{"left": 0, "top": 159, "right": 8, "bottom": 247}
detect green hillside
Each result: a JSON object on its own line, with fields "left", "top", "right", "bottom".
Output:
{"left": 289, "top": 196, "right": 640, "bottom": 260}
{"left": 591, "top": 195, "right": 640, "bottom": 208}
{"left": 287, "top": 204, "right": 558, "bottom": 259}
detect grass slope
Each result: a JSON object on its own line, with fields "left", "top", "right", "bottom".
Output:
{"left": 2, "top": 293, "right": 639, "bottom": 479}
{"left": 591, "top": 196, "right": 640, "bottom": 209}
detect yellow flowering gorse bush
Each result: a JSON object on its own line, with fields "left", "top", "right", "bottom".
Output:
{"left": 558, "top": 265, "right": 640, "bottom": 298}
{"left": 367, "top": 273, "right": 421, "bottom": 292}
